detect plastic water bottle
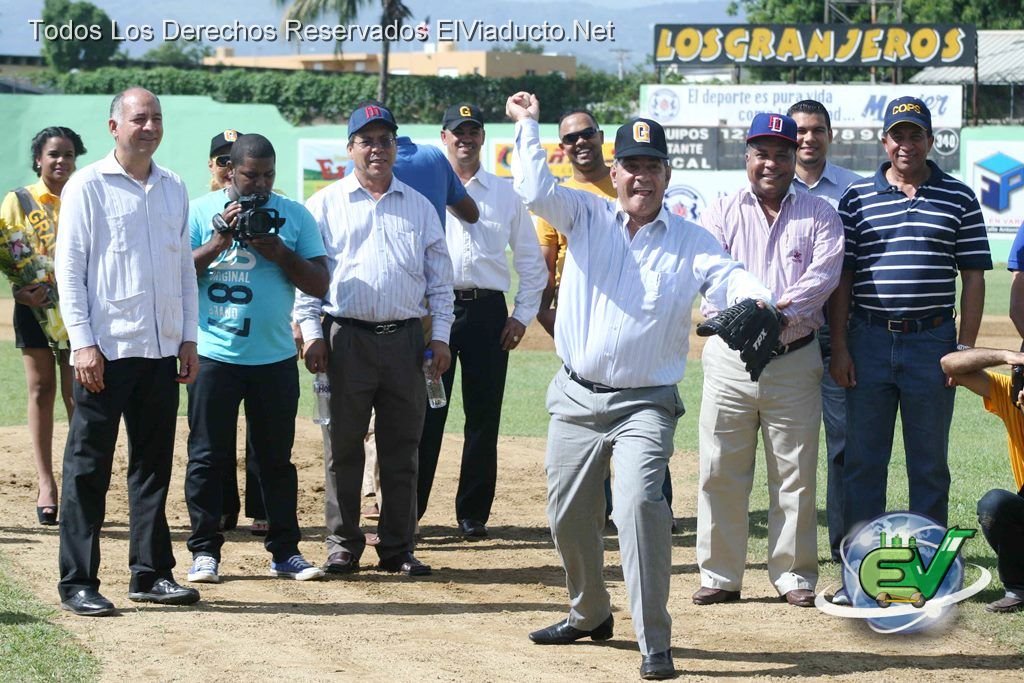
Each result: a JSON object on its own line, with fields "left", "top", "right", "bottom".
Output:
{"left": 312, "top": 372, "right": 331, "bottom": 425}
{"left": 423, "top": 349, "right": 447, "bottom": 409}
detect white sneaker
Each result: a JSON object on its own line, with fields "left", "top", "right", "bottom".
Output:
{"left": 270, "top": 554, "right": 325, "bottom": 581}
{"left": 831, "top": 587, "right": 850, "bottom": 606}
{"left": 187, "top": 555, "right": 220, "bottom": 584}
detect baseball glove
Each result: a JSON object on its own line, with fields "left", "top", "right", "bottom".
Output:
{"left": 696, "top": 298, "right": 783, "bottom": 381}
{"left": 1012, "top": 364, "right": 1024, "bottom": 408}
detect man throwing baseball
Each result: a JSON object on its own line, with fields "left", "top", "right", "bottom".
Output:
{"left": 506, "top": 91, "right": 772, "bottom": 679}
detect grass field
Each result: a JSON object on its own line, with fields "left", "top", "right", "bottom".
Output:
{"left": 1, "top": 266, "right": 1021, "bottom": 678}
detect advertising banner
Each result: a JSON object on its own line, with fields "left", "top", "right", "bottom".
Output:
{"left": 640, "top": 84, "right": 963, "bottom": 173}
{"left": 653, "top": 24, "right": 976, "bottom": 68}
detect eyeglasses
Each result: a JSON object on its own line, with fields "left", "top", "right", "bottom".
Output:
{"left": 352, "top": 135, "right": 396, "bottom": 150}
{"left": 214, "top": 155, "right": 231, "bottom": 168}
{"left": 561, "top": 128, "right": 598, "bottom": 145}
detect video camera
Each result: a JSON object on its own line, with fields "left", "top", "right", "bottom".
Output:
{"left": 213, "top": 193, "right": 285, "bottom": 243}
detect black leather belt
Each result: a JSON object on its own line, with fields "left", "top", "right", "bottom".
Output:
{"left": 771, "top": 332, "right": 816, "bottom": 358}
{"left": 454, "top": 288, "right": 501, "bottom": 301}
{"left": 855, "top": 309, "right": 954, "bottom": 333}
{"left": 564, "top": 365, "right": 622, "bottom": 393}
{"left": 336, "top": 317, "right": 416, "bottom": 335}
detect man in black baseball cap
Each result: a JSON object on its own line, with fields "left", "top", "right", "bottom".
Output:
{"left": 609, "top": 118, "right": 671, "bottom": 236}
{"left": 208, "top": 129, "right": 242, "bottom": 191}
{"left": 441, "top": 103, "right": 484, "bottom": 131}
{"left": 506, "top": 91, "right": 773, "bottom": 680}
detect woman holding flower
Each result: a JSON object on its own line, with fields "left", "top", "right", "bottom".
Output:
{"left": 0, "top": 126, "right": 86, "bottom": 525}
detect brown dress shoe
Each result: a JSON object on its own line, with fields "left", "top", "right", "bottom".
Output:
{"left": 782, "top": 588, "right": 817, "bottom": 607}
{"left": 986, "top": 595, "right": 1024, "bottom": 613}
{"left": 692, "top": 587, "right": 741, "bottom": 605}
{"left": 323, "top": 550, "right": 360, "bottom": 574}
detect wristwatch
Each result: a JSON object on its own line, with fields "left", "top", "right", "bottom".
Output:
{"left": 956, "top": 343, "right": 971, "bottom": 351}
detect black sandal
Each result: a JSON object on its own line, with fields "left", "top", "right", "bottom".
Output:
{"left": 36, "top": 506, "right": 58, "bottom": 526}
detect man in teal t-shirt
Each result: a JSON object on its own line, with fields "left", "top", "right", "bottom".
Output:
{"left": 184, "top": 133, "right": 329, "bottom": 584}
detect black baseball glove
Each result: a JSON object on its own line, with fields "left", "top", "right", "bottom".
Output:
{"left": 696, "top": 298, "right": 783, "bottom": 381}
{"left": 1012, "top": 364, "right": 1024, "bottom": 408}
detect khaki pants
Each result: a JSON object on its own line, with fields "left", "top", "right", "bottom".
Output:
{"left": 696, "top": 336, "right": 821, "bottom": 595}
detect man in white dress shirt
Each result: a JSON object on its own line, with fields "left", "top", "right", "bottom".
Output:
{"left": 506, "top": 92, "right": 772, "bottom": 679}
{"left": 55, "top": 87, "right": 201, "bottom": 616}
{"left": 295, "top": 103, "right": 455, "bottom": 577}
{"left": 416, "top": 103, "right": 547, "bottom": 538}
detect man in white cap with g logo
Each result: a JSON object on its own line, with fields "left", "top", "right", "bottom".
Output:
{"left": 506, "top": 91, "right": 772, "bottom": 679}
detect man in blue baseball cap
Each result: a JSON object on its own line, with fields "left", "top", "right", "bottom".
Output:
{"left": 694, "top": 112, "right": 844, "bottom": 609}
{"left": 829, "top": 94, "right": 991, "bottom": 606}
{"left": 295, "top": 101, "right": 455, "bottom": 578}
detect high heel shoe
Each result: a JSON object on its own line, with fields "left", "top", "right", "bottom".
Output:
{"left": 37, "top": 505, "right": 58, "bottom": 526}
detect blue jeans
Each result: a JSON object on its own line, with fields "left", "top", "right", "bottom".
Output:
{"left": 843, "top": 316, "right": 956, "bottom": 534}
{"left": 819, "top": 324, "right": 846, "bottom": 561}
{"left": 977, "top": 488, "right": 1024, "bottom": 599}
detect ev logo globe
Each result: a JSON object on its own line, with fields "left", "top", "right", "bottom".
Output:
{"left": 835, "top": 511, "right": 988, "bottom": 634}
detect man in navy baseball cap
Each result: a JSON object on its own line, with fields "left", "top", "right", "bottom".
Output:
{"left": 347, "top": 101, "right": 398, "bottom": 138}
{"left": 883, "top": 96, "right": 932, "bottom": 134}
{"left": 746, "top": 112, "right": 798, "bottom": 146}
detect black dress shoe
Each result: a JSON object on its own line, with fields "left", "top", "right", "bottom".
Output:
{"left": 458, "top": 519, "right": 488, "bottom": 538}
{"left": 218, "top": 512, "right": 238, "bottom": 532}
{"left": 640, "top": 649, "right": 675, "bottom": 680}
{"left": 61, "top": 589, "right": 115, "bottom": 617}
{"left": 378, "top": 551, "right": 431, "bottom": 576}
{"left": 128, "top": 578, "right": 200, "bottom": 605}
{"left": 528, "top": 614, "right": 613, "bottom": 644}
{"left": 323, "top": 550, "right": 361, "bottom": 574}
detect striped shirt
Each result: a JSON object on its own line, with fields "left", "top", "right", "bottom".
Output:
{"left": 446, "top": 168, "right": 547, "bottom": 326}
{"left": 512, "top": 118, "right": 771, "bottom": 388}
{"left": 700, "top": 184, "right": 844, "bottom": 344}
{"left": 55, "top": 151, "right": 198, "bottom": 361}
{"left": 294, "top": 172, "right": 455, "bottom": 344}
{"left": 839, "top": 160, "right": 992, "bottom": 318}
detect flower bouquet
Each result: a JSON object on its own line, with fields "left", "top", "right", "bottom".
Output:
{"left": 0, "top": 217, "right": 68, "bottom": 350}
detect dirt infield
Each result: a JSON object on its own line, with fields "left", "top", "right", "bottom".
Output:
{"left": 2, "top": 298, "right": 1024, "bottom": 680}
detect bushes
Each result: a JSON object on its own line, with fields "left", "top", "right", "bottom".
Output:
{"left": 34, "top": 65, "right": 645, "bottom": 124}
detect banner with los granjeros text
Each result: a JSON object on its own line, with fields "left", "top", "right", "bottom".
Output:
{"left": 653, "top": 24, "right": 976, "bottom": 68}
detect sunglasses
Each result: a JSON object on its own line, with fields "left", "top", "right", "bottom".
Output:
{"left": 561, "top": 128, "right": 598, "bottom": 145}
{"left": 214, "top": 155, "right": 231, "bottom": 168}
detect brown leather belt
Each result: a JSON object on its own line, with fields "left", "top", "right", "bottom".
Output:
{"left": 855, "top": 309, "right": 954, "bottom": 333}
{"left": 771, "top": 332, "right": 816, "bottom": 358}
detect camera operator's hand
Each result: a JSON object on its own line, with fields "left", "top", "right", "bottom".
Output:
{"left": 193, "top": 202, "right": 242, "bottom": 273}
{"left": 304, "top": 338, "right": 328, "bottom": 374}
{"left": 248, "top": 234, "right": 288, "bottom": 262}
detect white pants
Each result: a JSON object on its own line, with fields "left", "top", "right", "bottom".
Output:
{"left": 696, "top": 336, "right": 821, "bottom": 595}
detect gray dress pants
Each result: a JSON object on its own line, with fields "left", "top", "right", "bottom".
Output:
{"left": 545, "top": 368, "right": 683, "bottom": 655}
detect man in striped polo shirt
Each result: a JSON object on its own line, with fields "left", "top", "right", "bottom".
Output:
{"left": 829, "top": 96, "right": 991, "bottom": 548}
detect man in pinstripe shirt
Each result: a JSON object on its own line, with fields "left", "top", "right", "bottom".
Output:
{"left": 829, "top": 96, "right": 991, "bottom": 546}
{"left": 294, "top": 103, "right": 455, "bottom": 578}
